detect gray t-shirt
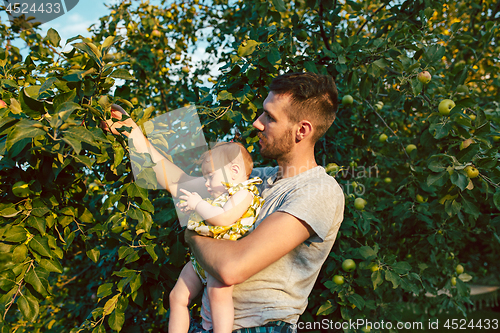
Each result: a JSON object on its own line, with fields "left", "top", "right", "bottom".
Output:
{"left": 201, "top": 165, "right": 345, "bottom": 329}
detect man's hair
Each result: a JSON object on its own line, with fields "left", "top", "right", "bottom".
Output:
{"left": 269, "top": 72, "right": 338, "bottom": 143}
{"left": 200, "top": 142, "right": 253, "bottom": 178}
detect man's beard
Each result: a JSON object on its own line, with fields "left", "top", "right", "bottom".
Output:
{"left": 258, "top": 128, "right": 294, "bottom": 160}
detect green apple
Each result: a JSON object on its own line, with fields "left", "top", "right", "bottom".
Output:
{"left": 455, "top": 264, "right": 464, "bottom": 274}
{"left": 405, "top": 144, "right": 417, "bottom": 154}
{"left": 333, "top": 275, "right": 344, "bottom": 285}
{"left": 438, "top": 99, "right": 456, "bottom": 116}
{"left": 379, "top": 133, "right": 388, "bottom": 142}
{"left": 384, "top": 177, "right": 392, "bottom": 183}
{"left": 464, "top": 165, "right": 479, "bottom": 178}
{"left": 417, "top": 71, "right": 431, "bottom": 84}
{"left": 375, "top": 102, "right": 383, "bottom": 110}
{"left": 325, "top": 163, "right": 340, "bottom": 174}
{"left": 342, "top": 259, "right": 356, "bottom": 272}
{"left": 12, "top": 181, "right": 30, "bottom": 197}
{"left": 342, "top": 95, "right": 354, "bottom": 105}
{"left": 451, "top": 276, "right": 457, "bottom": 286}
{"left": 354, "top": 198, "right": 366, "bottom": 210}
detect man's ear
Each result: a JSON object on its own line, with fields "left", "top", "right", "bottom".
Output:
{"left": 295, "top": 120, "right": 314, "bottom": 142}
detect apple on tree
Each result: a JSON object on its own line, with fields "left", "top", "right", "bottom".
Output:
{"left": 0, "top": 99, "right": 6, "bottom": 108}
{"left": 379, "top": 133, "right": 388, "bottom": 142}
{"left": 438, "top": 99, "right": 456, "bottom": 116}
{"left": 342, "top": 95, "right": 353, "bottom": 105}
{"left": 417, "top": 71, "right": 432, "bottom": 84}
{"left": 354, "top": 197, "right": 366, "bottom": 210}
{"left": 333, "top": 275, "right": 344, "bottom": 285}
{"left": 464, "top": 165, "right": 479, "bottom": 178}
{"left": 342, "top": 259, "right": 356, "bottom": 272}
{"left": 405, "top": 144, "right": 417, "bottom": 154}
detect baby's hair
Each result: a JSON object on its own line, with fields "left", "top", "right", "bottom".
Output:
{"left": 200, "top": 142, "right": 253, "bottom": 178}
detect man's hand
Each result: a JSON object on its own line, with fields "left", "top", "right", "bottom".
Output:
{"left": 100, "top": 104, "right": 138, "bottom": 137}
{"left": 178, "top": 189, "right": 203, "bottom": 212}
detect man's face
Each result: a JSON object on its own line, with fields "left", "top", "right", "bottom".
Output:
{"left": 253, "top": 92, "right": 295, "bottom": 160}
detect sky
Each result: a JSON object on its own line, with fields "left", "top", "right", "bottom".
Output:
{"left": 1, "top": 0, "right": 218, "bottom": 80}
{"left": 2, "top": 0, "right": 119, "bottom": 46}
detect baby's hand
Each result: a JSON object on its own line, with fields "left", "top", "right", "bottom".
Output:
{"left": 178, "top": 189, "right": 203, "bottom": 212}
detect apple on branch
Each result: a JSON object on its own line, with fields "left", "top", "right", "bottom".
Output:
{"left": 438, "top": 99, "right": 456, "bottom": 116}
{"left": 417, "top": 71, "right": 431, "bottom": 84}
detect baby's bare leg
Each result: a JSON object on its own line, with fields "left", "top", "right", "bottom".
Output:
{"left": 169, "top": 262, "right": 203, "bottom": 333}
{"left": 206, "top": 273, "right": 234, "bottom": 333}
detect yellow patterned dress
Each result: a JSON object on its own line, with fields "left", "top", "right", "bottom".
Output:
{"left": 187, "top": 177, "right": 264, "bottom": 284}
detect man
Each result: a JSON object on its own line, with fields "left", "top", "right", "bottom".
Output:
{"left": 103, "top": 72, "right": 344, "bottom": 332}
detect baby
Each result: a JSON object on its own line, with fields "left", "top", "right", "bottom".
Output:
{"left": 168, "top": 142, "right": 264, "bottom": 333}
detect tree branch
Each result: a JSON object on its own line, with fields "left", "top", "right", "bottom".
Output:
{"left": 318, "top": 0, "right": 331, "bottom": 51}
{"left": 356, "top": 4, "right": 385, "bottom": 36}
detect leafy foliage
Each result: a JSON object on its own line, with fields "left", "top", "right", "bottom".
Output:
{"left": 1, "top": 0, "right": 499, "bottom": 332}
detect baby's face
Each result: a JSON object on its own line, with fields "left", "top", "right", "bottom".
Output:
{"left": 204, "top": 166, "right": 231, "bottom": 197}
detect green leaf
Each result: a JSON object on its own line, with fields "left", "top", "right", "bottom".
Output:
{"left": 39, "top": 258, "right": 63, "bottom": 273}
{"left": 170, "top": 240, "right": 186, "bottom": 267}
{"left": 456, "top": 278, "right": 468, "bottom": 297}
{"left": 5, "top": 119, "right": 45, "bottom": 152}
{"left": 110, "top": 69, "right": 136, "bottom": 81}
{"left": 0, "top": 204, "right": 21, "bottom": 217}
{"left": 27, "top": 216, "right": 46, "bottom": 236}
{"left": 29, "top": 235, "right": 52, "bottom": 258}
{"left": 493, "top": 190, "right": 500, "bottom": 211}
{"left": 347, "top": 294, "right": 365, "bottom": 310}
{"left": 271, "top": 0, "right": 286, "bottom": 12}
{"left": 359, "top": 246, "right": 378, "bottom": 259}
{"left": 427, "top": 171, "right": 448, "bottom": 187}
{"left": 304, "top": 61, "right": 318, "bottom": 74}
{"left": 0, "top": 270, "right": 16, "bottom": 292}
{"left": 12, "top": 244, "right": 29, "bottom": 263}
{"left": 73, "top": 42, "right": 103, "bottom": 69}
{"left": 97, "top": 283, "right": 114, "bottom": 298}
{"left": 237, "top": 40, "right": 259, "bottom": 57}
{"left": 87, "top": 247, "right": 100, "bottom": 263}
{"left": 316, "top": 300, "right": 334, "bottom": 315}
{"left": 371, "top": 270, "right": 383, "bottom": 290}
{"left": 108, "top": 311, "right": 125, "bottom": 331}
{"left": 46, "top": 28, "right": 61, "bottom": 47}
{"left": 103, "top": 294, "right": 120, "bottom": 315}
{"left": 17, "top": 294, "right": 39, "bottom": 322}
{"left": 3, "top": 226, "right": 28, "bottom": 243}
{"left": 456, "top": 144, "right": 480, "bottom": 163}
{"left": 450, "top": 172, "right": 468, "bottom": 191}
{"left": 25, "top": 268, "right": 48, "bottom": 295}
{"left": 392, "top": 261, "right": 411, "bottom": 274}
{"left": 146, "top": 244, "right": 158, "bottom": 263}
{"left": 267, "top": 48, "right": 281, "bottom": 66}
{"left": 130, "top": 274, "right": 142, "bottom": 294}
{"left": 385, "top": 270, "right": 400, "bottom": 288}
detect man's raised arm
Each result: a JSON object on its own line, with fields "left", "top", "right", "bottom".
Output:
{"left": 102, "top": 104, "right": 208, "bottom": 198}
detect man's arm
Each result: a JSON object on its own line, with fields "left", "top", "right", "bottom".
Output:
{"left": 103, "top": 105, "right": 208, "bottom": 198}
{"left": 185, "top": 211, "right": 315, "bottom": 285}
